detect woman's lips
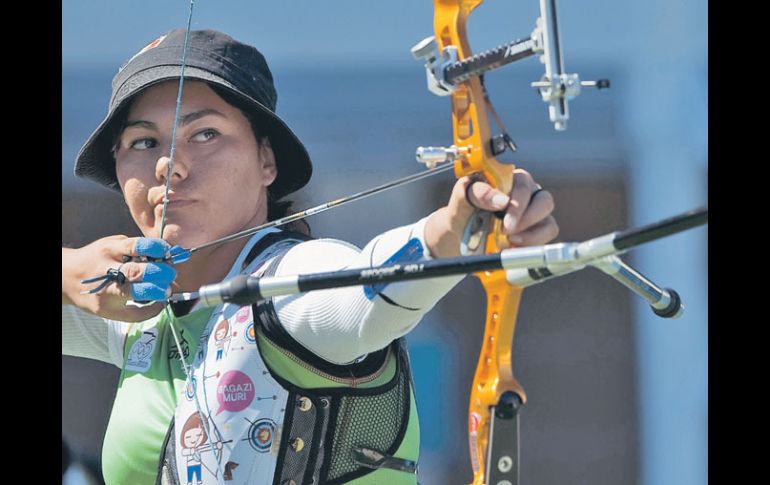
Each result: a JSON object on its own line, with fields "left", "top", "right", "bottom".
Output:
{"left": 164, "top": 199, "right": 194, "bottom": 209}
{"left": 154, "top": 199, "right": 195, "bottom": 216}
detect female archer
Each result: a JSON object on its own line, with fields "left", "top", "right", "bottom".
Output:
{"left": 61, "top": 29, "right": 558, "bottom": 485}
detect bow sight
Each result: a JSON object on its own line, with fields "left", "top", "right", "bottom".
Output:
{"left": 411, "top": 0, "right": 610, "bottom": 133}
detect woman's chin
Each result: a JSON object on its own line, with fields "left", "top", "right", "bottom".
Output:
{"left": 147, "top": 226, "right": 208, "bottom": 249}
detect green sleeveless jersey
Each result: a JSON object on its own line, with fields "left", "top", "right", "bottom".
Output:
{"left": 102, "top": 306, "right": 420, "bottom": 485}
{"left": 102, "top": 306, "right": 214, "bottom": 484}
{"left": 102, "top": 233, "right": 421, "bottom": 484}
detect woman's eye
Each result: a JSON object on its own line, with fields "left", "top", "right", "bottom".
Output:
{"left": 129, "top": 138, "right": 157, "bottom": 150}
{"left": 191, "top": 129, "right": 218, "bottom": 142}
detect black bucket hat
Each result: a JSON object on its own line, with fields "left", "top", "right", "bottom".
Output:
{"left": 74, "top": 29, "right": 312, "bottom": 201}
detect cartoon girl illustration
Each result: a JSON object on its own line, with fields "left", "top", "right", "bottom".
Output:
{"left": 180, "top": 412, "right": 222, "bottom": 485}
{"left": 213, "top": 319, "right": 231, "bottom": 361}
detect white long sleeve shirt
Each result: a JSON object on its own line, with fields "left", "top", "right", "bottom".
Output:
{"left": 62, "top": 217, "right": 463, "bottom": 367}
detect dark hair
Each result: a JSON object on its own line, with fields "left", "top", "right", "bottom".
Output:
{"left": 109, "top": 81, "right": 311, "bottom": 236}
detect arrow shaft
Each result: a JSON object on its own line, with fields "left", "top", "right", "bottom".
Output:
{"left": 198, "top": 207, "right": 708, "bottom": 307}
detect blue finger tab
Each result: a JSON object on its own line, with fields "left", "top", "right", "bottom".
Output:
{"left": 131, "top": 283, "right": 171, "bottom": 302}
{"left": 363, "top": 238, "right": 424, "bottom": 300}
{"left": 136, "top": 238, "right": 172, "bottom": 259}
{"left": 143, "top": 262, "right": 177, "bottom": 286}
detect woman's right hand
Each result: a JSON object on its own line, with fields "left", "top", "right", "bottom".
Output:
{"left": 62, "top": 236, "right": 177, "bottom": 322}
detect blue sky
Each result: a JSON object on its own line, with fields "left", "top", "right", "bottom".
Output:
{"left": 63, "top": 0, "right": 700, "bottom": 68}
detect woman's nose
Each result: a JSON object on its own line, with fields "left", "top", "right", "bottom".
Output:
{"left": 155, "top": 153, "right": 189, "bottom": 185}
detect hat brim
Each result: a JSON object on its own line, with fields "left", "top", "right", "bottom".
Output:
{"left": 74, "top": 65, "right": 312, "bottom": 201}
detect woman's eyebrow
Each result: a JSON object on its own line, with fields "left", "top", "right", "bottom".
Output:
{"left": 123, "top": 120, "right": 157, "bottom": 131}
{"left": 124, "top": 109, "right": 226, "bottom": 131}
{"left": 179, "top": 109, "right": 226, "bottom": 126}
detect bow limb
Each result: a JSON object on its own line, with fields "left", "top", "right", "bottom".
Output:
{"left": 432, "top": 2, "right": 526, "bottom": 484}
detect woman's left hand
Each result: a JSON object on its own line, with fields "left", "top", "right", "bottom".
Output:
{"left": 424, "top": 168, "right": 559, "bottom": 258}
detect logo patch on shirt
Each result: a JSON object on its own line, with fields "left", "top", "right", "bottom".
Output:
{"left": 364, "top": 237, "right": 424, "bottom": 299}
{"left": 125, "top": 329, "right": 158, "bottom": 373}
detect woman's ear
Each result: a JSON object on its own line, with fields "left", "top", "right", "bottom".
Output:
{"left": 258, "top": 137, "right": 278, "bottom": 187}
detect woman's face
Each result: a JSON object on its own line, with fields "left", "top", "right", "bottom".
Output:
{"left": 114, "top": 80, "right": 277, "bottom": 248}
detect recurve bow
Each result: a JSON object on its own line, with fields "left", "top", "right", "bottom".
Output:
{"left": 411, "top": 1, "right": 608, "bottom": 483}
{"left": 429, "top": 3, "right": 525, "bottom": 483}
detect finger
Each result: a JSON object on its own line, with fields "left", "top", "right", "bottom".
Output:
{"left": 79, "top": 259, "right": 172, "bottom": 307}
{"left": 503, "top": 170, "right": 540, "bottom": 233}
{"left": 142, "top": 262, "right": 177, "bottom": 286}
{"left": 448, "top": 177, "right": 481, "bottom": 222}
{"left": 119, "top": 262, "right": 148, "bottom": 284}
{"left": 118, "top": 261, "right": 176, "bottom": 283}
{"left": 465, "top": 179, "right": 511, "bottom": 213}
{"left": 508, "top": 216, "right": 560, "bottom": 246}
{"left": 133, "top": 238, "right": 172, "bottom": 259}
{"left": 511, "top": 188, "right": 555, "bottom": 234}
{"left": 134, "top": 261, "right": 176, "bottom": 302}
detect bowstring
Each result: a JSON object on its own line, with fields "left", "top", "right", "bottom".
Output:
{"left": 159, "top": 1, "right": 195, "bottom": 241}
{"left": 159, "top": 1, "right": 227, "bottom": 483}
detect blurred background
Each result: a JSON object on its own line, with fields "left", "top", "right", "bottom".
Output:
{"left": 62, "top": 1, "right": 707, "bottom": 484}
